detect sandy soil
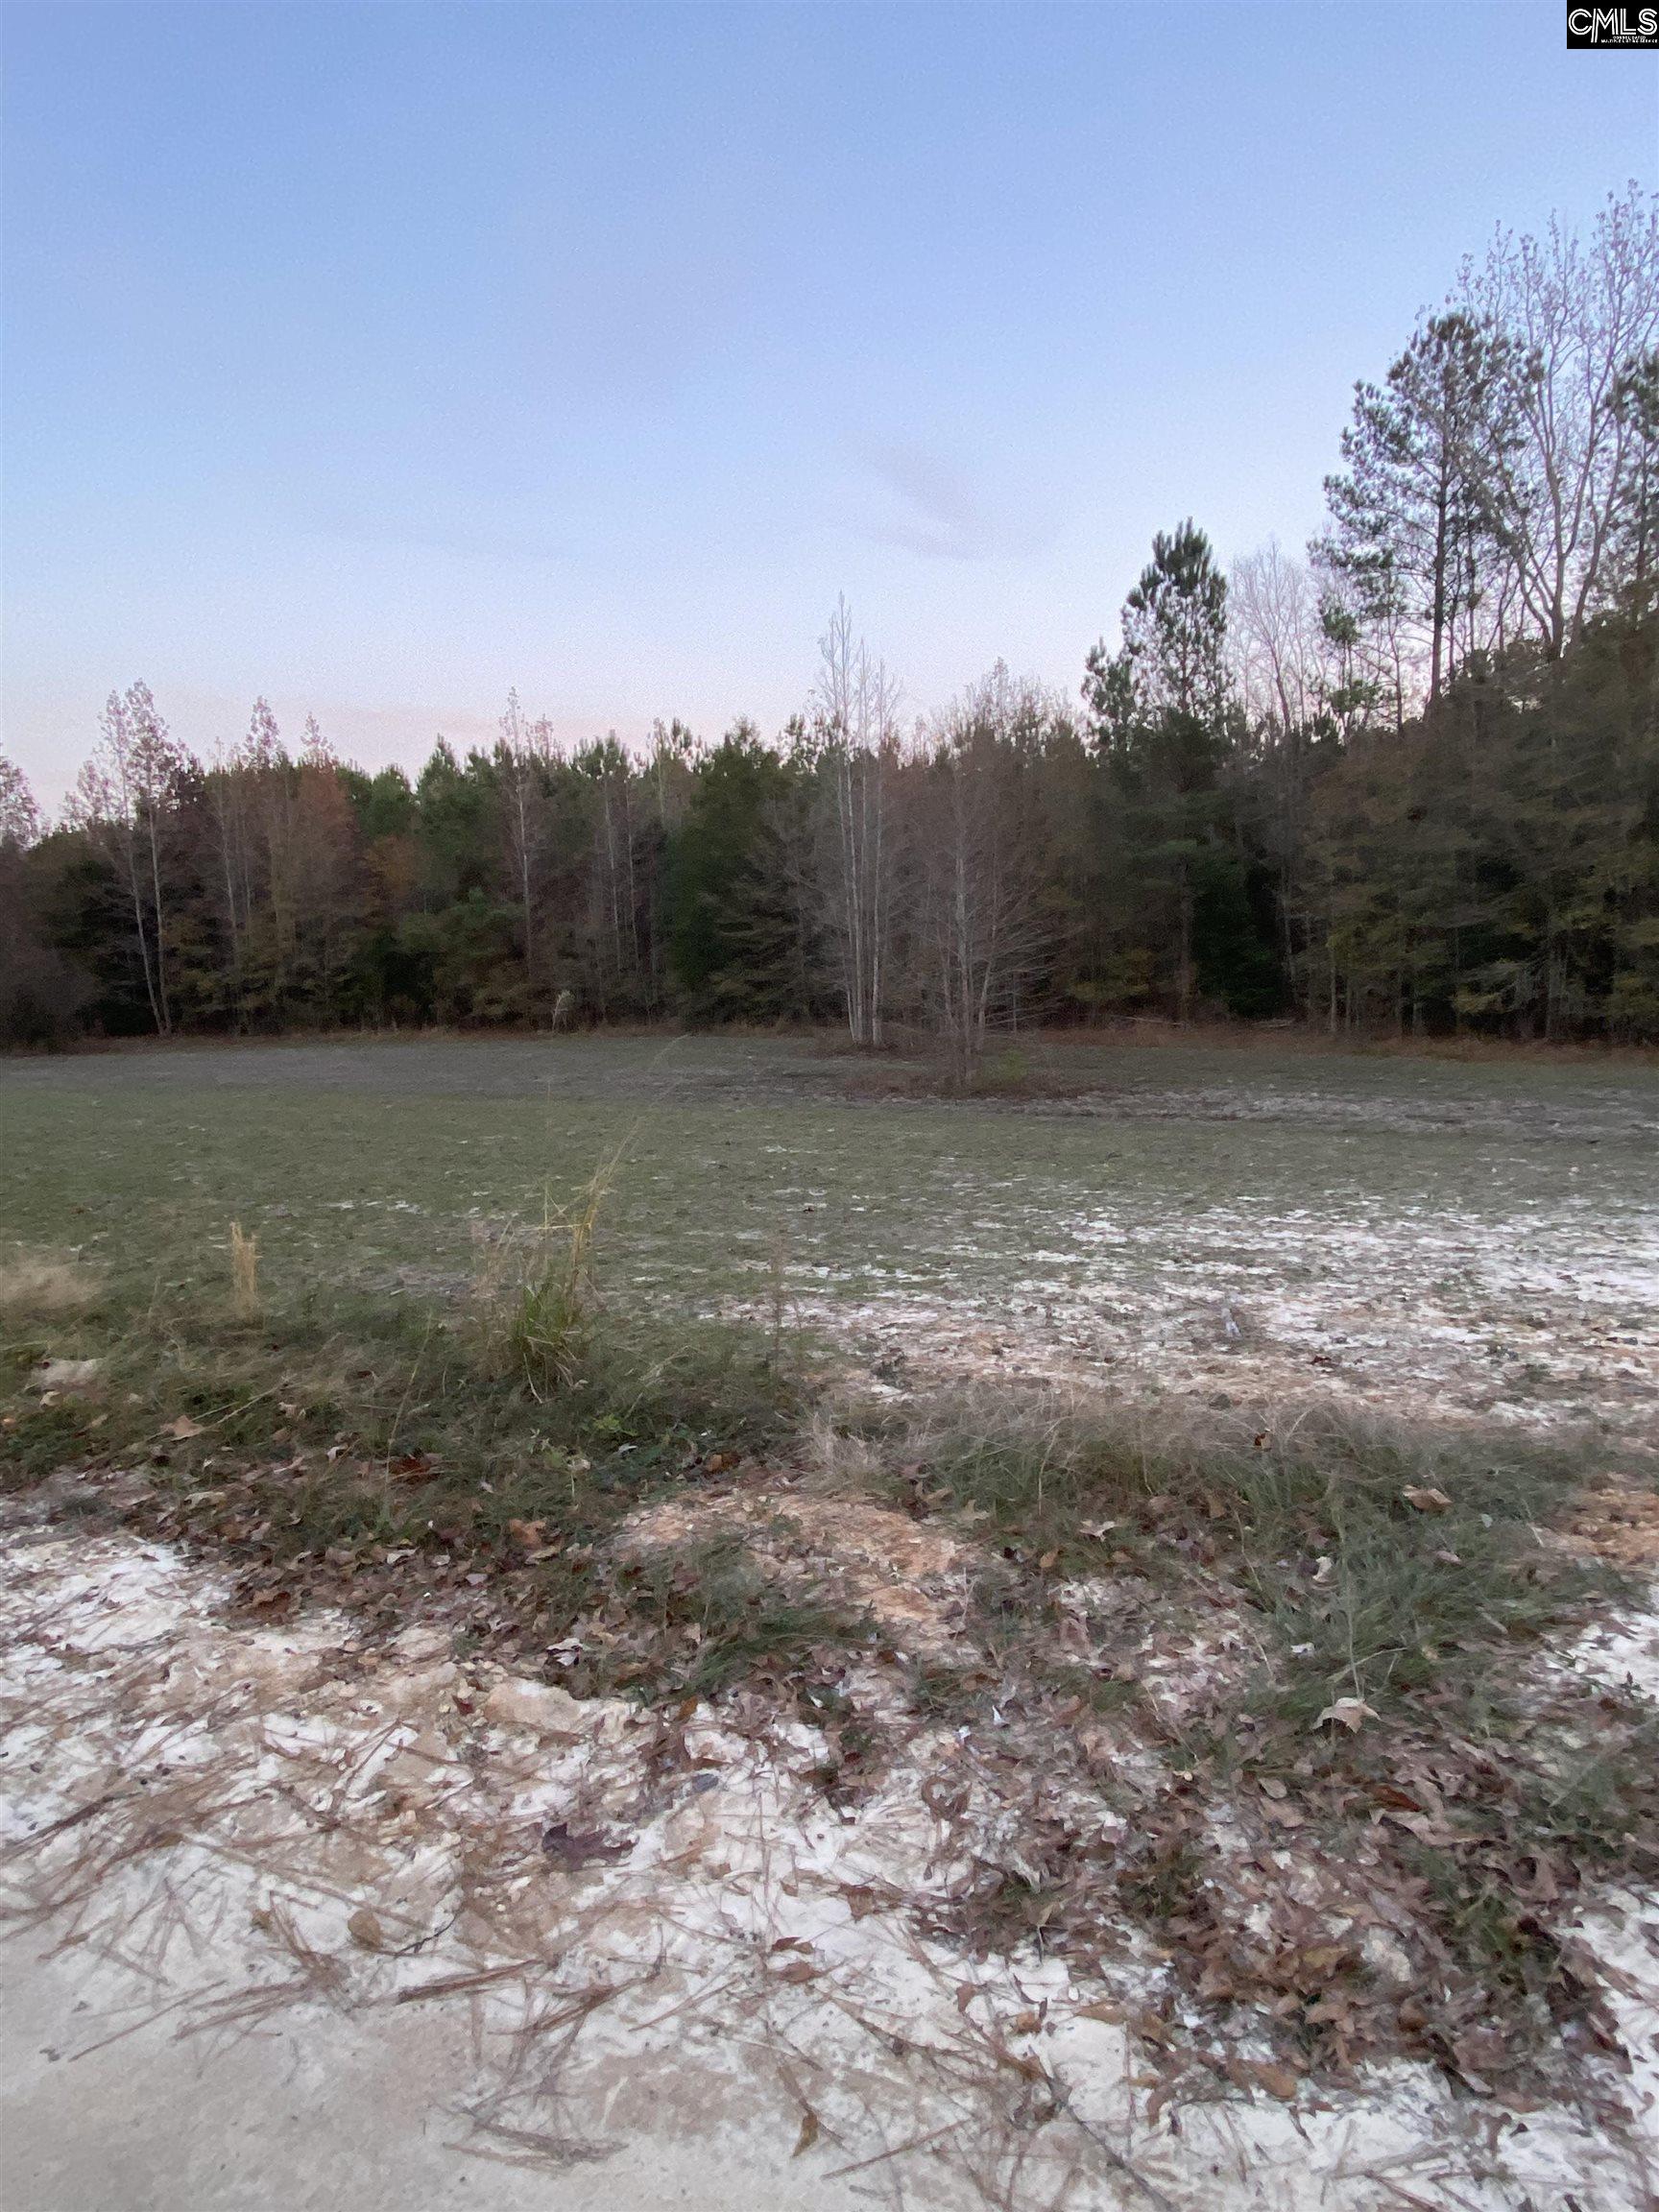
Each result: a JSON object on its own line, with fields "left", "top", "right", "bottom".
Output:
{"left": 4, "top": 1507, "right": 1657, "bottom": 2212}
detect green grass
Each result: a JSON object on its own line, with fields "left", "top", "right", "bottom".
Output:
{"left": 2, "top": 1035, "right": 1653, "bottom": 1362}
{"left": 857, "top": 1390, "right": 1621, "bottom": 1729}
{"left": 4, "top": 1030, "right": 1657, "bottom": 2091}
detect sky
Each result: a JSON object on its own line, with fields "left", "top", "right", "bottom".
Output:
{"left": 2, "top": 1, "right": 1655, "bottom": 805}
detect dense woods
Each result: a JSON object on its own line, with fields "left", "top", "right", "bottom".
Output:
{"left": 5, "top": 190, "right": 1657, "bottom": 1053}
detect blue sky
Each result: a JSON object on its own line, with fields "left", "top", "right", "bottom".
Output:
{"left": 3, "top": 1, "right": 1654, "bottom": 800}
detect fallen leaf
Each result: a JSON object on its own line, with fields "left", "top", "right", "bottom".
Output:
{"left": 347, "top": 1906, "right": 387, "bottom": 1952}
{"left": 1251, "top": 2060, "right": 1300, "bottom": 2101}
{"left": 792, "top": 2108, "right": 820, "bottom": 2158}
{"left": 1316, "top": 1696, "right": 1380, "bottom": 1732}
{"left": 540, "top": 1821, "right": 631, "bottom": 1868}
{"left": 162, "top": 1415, "right": 204, "bottom": 1440}
{"left": 1384, "top": 1810, "right": 1467, "bottom": 1847}
{"left": 1402, "top": 1485, "right": 1453, "bottom": 1514}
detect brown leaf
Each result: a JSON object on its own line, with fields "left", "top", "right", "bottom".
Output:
{"left": 1316, "top": 1696, "right": 1380, "bottom": 1732}
{"left": 1299, "top": 1943, "right": 1349, "bottom": 1976}
{"left": 347, "top": 1906, "right": 387, "bottom": 1953}
{"left": 1038, "top": 1550, "right": 1059, "bottom": 1571}
{"left": 162, "top": 1415, "right": 204, "bottom": 1440}
{"left": 792, "top": 2107, "right": 820, "bottom": 2158}
{"left": 540, "top": 1821, "right": 631, "bottom": 1868}
{"left": 1384, "top": 1810, "right": 1466, "bottom": 1847}
{"left": 1070, "top": 1998, "right": 1126, "bottom": 2025}
{"left": 1251, "top": 2060, "right": 1300, "bottom": 2102}
{"left": 1402, "top": 1485, "right": 1453, "bottom": 1514}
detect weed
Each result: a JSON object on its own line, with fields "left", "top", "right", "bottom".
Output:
{"left": 478, "top": 1150, "right": 622, "bottom": 1394}
{"left": 228, "top": 1222, "right": 260, "bottom": 1322}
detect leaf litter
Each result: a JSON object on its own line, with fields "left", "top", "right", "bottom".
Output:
{"left": 4, "top": 1471, "right": 1659, "bottom": 2210}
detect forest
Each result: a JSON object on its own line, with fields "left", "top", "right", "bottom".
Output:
{"left": 4, "top": 188, "right": 1656, "bottom": 1056}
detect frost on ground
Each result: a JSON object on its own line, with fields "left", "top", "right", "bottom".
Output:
{"left": 4, "top": 1503, "right": 1657, "bottom": 2212}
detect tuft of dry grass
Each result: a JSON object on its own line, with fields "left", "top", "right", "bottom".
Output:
{"left": 228, "top": 1223, "right": 261, "bottom": 1323}
{"left": 0, "top": 1250, "right": 104, "bottom": 1330}
{"left": 475, "top": 1149, "right": 623, "bottom": 1395}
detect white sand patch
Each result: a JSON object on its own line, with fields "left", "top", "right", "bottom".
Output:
{"left": 746, "top": 1190, "right": 1659, "bottom": 1433}
{"left": 4, "top": 1517, "right": 1658, "bottom": 2208}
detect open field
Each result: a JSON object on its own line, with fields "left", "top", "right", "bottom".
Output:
{"left": 3, "top": 1030, "right": 1656, "bottom": 1430}
{"left": 4, "top": 1031, "right": 1659, "bottom": 2210}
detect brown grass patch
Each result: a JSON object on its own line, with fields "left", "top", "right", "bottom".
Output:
{"left": 621, "top": 1488, "right": 968, "bottom": 1652}
{"left": 1562, "top": 1474, "right": 1659, "bottom": 1567}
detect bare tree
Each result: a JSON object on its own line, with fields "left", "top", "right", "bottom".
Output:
{"left": 68, "top": 682, "right": 183, "bottom": 1033}
{"left": 812, "top": 596, "right": 902, "bottom": 1046}
{"left": 1228, "top": 541, "right": 1323, "bottom": 738}
{"left": 494, "top": 689, "right": 556, "bottom": 997}
{"left": 0, "top": 757, "right": 41, "bottom": 850}
{"left": 1456, "top": 184, "right": 1659, "bottom": 652}
{"left": 913, "top": 665, "right": 1050, "bottom": 1082}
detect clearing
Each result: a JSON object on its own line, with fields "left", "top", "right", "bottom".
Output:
{"left": 2, "top": 1030, "right": 1657, "bottom": 2210}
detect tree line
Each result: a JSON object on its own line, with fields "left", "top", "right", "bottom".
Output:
{"left": 4, "top": 188, "right": 1656, "bottom": 1055}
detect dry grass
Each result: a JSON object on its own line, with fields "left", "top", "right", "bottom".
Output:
{"left": 473, "top": 1148, "right": 624, "bottom": 1394}
{"left": 228, "top": 1222, "right": 260, "bottom": 1323}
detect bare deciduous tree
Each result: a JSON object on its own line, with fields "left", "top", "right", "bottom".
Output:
{"left": 812, "top": 597, "right": 902, "bottom": 1046}
{"left": 68, "top": 682, "right": 183, "bottom": 1034}
{"left": 495, "top": 689, "right": 556, "bottom": 996}
{"left": 914, "top": 664, "right": 1051, "bottom": 1082}
{"left": 1456, "top": 184, "right": 1659, "bottom": 653}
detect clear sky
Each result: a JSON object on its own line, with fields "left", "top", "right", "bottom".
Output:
{"left": 3, "top": 1, "right": 1654, "bottom": 803}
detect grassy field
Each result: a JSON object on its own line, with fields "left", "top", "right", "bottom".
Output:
{"left": 3, "top": 1029, "right": 1655, "bottom": 1428}
{"left": 4, "top": 1028, "right": 1659, "bottom": 2112}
